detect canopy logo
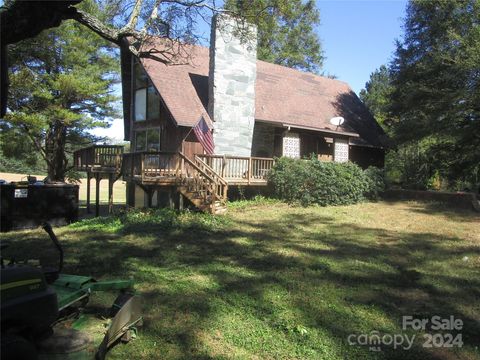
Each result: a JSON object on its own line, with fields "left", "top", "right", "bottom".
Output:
{"left": 347, "top": 331, "right": 415, "bottom": 352}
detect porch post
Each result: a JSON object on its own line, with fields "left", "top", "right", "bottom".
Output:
{"left": 146, "top": 187, "right": 153, "bottom": 208}
{"left": 86, "top": 171, "right": 91, "bottom": 214}
{"left": 179, "top": 191, "right": 184, "bottom": 210}
{"left": 95, "top": 173, "right": 100, "bottom": 217}
{"left": 108, "top": 173, "right": 114, "bottom": 214}
{"left": 168, "top": 187, "right": 174, "bottom": 209}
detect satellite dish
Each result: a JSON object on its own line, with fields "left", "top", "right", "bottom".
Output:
{"left": 330, "top": 117, "right": 345, "bottom": 126}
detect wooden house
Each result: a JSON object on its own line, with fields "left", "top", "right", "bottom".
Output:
{"left": 75, "top": 15, "right": 387, "bottom": 214}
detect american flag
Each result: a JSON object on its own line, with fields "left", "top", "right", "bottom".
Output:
{"left": 193, "top": 116, "right": 215, "bottom": 155}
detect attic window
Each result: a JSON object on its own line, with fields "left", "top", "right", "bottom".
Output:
{"left": 133, "top": 61, "right": 161, "bottom": 121}
{"left": 147, "top": 86, "right": 160, "bottom": 120}
{"left": 134, "top": 62, "right": 148, "bottom": 89}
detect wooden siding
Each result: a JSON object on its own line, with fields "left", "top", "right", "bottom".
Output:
{"left": 183, "top": 130, "right": 204, "bottom": 160}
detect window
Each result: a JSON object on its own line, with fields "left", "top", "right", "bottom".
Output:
{"left": 135, "top": 129, "right": 160, "bottom": 152}
{"left": 133, "top": 60, "right": 161, "bottom": 121}
{"left": 135, "top": 88, "right": 147, "bottom": 121}
{"left": 135, "top": 130, "right": 147, "bottom": 151}
{"left": 146, "top": 128, "right": 160, "bottom": 151}
{"left": 283, "top": 133, "right": 300, "bottom": 158}
{"left": 134, "top": 62, "right": 148, "bottom": 89}
{"left": 147, "top": 86, "right": 160, "bottom": 120}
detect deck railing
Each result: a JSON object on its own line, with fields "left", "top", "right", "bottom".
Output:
{"left": 122, "top": 151, "right": 228, "bottom": 207}
{"left": 122, "top": 152, "right": 182, "bottom": 181}
{"left": 197, "top": 155, "right": 275, "bottom": 184}
{"left": 74, "top": 145, "right": 124, "bottom": 172}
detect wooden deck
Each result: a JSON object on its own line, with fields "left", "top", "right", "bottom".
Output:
{"left": 122, "top": 151, "right": 229, "bottom": 213}
{"left": 73, "top": 146, "right": 275, "bottom": 213}
{"left": 74, "top": 145, "right": 124, "bottom": 174}
{"left": 73, "top": 145, "right": 124, "bottom": 216}
{"left": 121, "top": 152, "right": 274, "bottom": 186}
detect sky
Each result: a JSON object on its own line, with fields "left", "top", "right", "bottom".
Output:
{"left": 317, "top": 0, "right": 407, "bottom": 94}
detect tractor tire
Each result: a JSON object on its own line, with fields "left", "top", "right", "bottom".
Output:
{"left": 1, "top": 334, "right": 38, "bottom": 360}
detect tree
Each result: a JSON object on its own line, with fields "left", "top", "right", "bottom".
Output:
{"left": 4, "top": 0, "right": 119, "bottom": 181}
{"left": 223, "top": 0, "right": 324, "bottom": 73}
{"left": 359, "top": 65, "right": 393, "bottom": 131}
{"left": 389, "top": 0, "right": 480, "bottom": 188}
{"left": 1, "top": 0, "right": 280, "bottom": 117}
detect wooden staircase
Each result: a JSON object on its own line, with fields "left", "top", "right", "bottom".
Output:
{"left": 177, "top": 153, "right": 228, "bottom": 214}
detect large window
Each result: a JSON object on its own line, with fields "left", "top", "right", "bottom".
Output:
{"left": 147, "top": 86, "right": 160, "bottom": 120}
{"left": 134, "top": 60, "right": 161, "bottom": 121}
{"left": 135, "top": 88, "right": 147, "bottom": 121}
{"left": 135, "top": 129, "right": 160, "bottom": 152}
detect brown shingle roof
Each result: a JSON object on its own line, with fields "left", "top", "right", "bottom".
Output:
{"left": 137, "top": 40, "right": 386, "bottom": 148}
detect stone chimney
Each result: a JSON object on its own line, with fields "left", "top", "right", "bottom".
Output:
{"left": 208, "top": 14, "right": 257, "bottom": 156}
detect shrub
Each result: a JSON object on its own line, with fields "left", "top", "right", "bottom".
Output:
{"left": 364, "top": 166, "right": 386, "bottom": 200}
{"left": 268, "top": 157, "right": 382, "bottom": 206}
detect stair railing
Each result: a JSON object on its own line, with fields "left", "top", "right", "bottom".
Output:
{"left": 179, "top": 152, "right": 228, "bottom": 211}
{"left": 194, "top": 155, "right": 229, "bottom": 201}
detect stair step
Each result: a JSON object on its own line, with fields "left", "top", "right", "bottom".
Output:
{"left": 213, "top": 206, "right": 228, "bottom": 215}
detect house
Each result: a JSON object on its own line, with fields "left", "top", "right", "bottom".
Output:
{"left": 75, "top": 15, "right": 387, "bottom": 214}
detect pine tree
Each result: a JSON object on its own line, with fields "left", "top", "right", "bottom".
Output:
{"left": 390, "top": 0, "right": 480, "bottom": 186}
{"left": 4, "top": 1, "right": 119, "bottom": 181}
{"left": 359, "top": 65, "right": 394, "bottom": 131}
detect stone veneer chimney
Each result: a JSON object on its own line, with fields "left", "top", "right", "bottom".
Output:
{"left": 208, "top": 14, "right": 257, "bottom": 156}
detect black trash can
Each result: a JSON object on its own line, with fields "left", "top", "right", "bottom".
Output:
{"left": 0, "top": 183, "right": 79, "bottom": 232}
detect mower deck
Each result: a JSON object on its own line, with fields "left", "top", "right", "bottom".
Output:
{"left": 53, "top": 274, "right": 134, "bottom": 311}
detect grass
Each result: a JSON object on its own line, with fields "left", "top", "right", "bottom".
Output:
{"left": 1, "top": 200, "right": 479, "bottom": 359}
{"left": 76, "top": 178, "right": 126, "bottom": 205}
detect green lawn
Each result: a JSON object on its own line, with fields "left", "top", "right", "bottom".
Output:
{"left": 1, "top": 200, "right": 479, "bottom": 359}
{"left": 77, "top": 178, "right": 126, "bottom": 205}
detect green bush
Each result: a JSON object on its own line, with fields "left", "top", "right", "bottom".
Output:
{"left": 364, "top": 166, "right": 386, "bottom": 200}
{"left": 268, "top": 157, "right": 384, "bottom": 206}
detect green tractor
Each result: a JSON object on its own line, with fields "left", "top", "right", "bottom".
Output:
{"left": 1, "top": 223, "right": 142, "bottom": 359}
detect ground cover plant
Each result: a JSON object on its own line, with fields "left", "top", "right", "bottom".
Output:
{"left": 1, "top": 200, "right": 478, "bottom": 359}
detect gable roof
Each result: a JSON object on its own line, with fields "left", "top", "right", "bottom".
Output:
{"left": 125, "top": 39, "right": 387, "bottom": 148}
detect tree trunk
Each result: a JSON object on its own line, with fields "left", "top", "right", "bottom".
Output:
{"left": 45, "top": 120, "right": 68, "bottom": 182}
